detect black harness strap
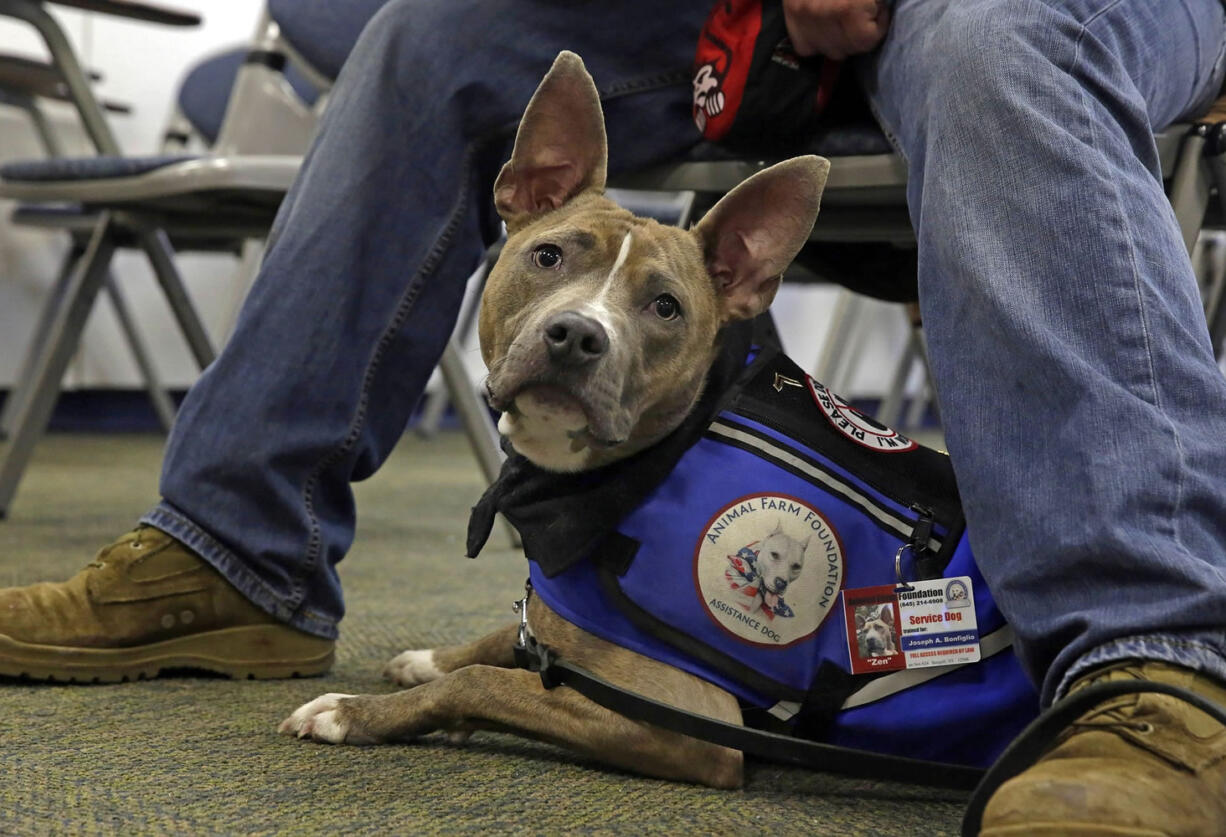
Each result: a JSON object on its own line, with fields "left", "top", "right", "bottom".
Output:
{"left": 960, "top": 680, "right": 1226, "bottom": 836}
{"left": 513, "top": 630, "right": 984, "bottom": 791}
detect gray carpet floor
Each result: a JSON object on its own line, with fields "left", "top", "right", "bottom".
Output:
{"left": 0, "top": 432, "right": 968, "bottom": 835}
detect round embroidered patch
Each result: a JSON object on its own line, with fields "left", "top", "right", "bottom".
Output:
{"left": 694, "top": 493, "right": 844, "bottom": 647}
{"left": 806, "top": 378, "right": 918, "bottom": 453}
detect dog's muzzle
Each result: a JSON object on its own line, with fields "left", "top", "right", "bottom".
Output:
{"left": 486, "top": 322, "right": 632, "bottom": 447}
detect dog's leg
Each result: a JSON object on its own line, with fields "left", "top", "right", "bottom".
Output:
{"left": 383, "top": 623, "right": 518, "bottom": 687}
{"left": 284, "top": 598, "right": 745, "bottom": 787}
{"left": 279, "top": 664, "right": 744, "bottom": 788}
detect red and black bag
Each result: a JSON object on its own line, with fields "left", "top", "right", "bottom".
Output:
{"left": 693, "top": 0, "right": 842, "bottom": 151}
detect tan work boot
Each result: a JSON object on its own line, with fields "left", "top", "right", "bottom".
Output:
{"left": 0, "top": 526, "right": 334, "bottom": 682}
{"left": 980, "top": 660, "right": 1226, "bottom": 836}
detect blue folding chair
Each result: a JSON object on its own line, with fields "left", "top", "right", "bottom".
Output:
{"left": 0, "top": 11, "right": 322, "bottom": 517}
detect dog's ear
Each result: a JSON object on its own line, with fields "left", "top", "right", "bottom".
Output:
{"left": 879, "top": 606, "right": 894, "bottom": 627}
{"left": 855, "top": 611, "right": 867, "bottom": 630}
{"left": 693, "top": 156, "right": 830, "bottom": 322}
{"left": 494, "top": 51, "right": 608, "bottom": 231}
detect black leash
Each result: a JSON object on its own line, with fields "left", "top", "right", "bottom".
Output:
{"left": 511, "top": 581, "right": 1226, "bottom": 837}
{"left": 959, "top": 679, "right": 1226, "bottom": 836}
{"left": 513, "top": 585, "right": 1226, "bottom": 825}
{"left": 511, "top": 590, "right": 984, "bottom": 791}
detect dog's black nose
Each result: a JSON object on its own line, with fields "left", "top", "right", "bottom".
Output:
{"left": 542, "top": 311, "right": 608, "bottom": 366}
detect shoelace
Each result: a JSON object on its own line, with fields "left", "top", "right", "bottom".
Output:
{"left": 86, "top": 531, "right": 147, "bottom": 569}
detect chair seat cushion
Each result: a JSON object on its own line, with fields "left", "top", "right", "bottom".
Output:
{"left": 0, "top": 154, "right": 201, "bottom": 183}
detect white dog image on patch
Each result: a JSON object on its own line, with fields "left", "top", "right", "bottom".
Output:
{"left": 755, "top": 523, "right": 807, "bottom": 597}
{"left": 725, "top": 522, "right": 809, "bottom": 619}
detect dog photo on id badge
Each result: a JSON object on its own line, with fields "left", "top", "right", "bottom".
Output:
{"left": 843, "top": 585, "right": 906, "bottom": 674}
{"left": 855, "top": 602, "right": 900, "bottom": 659}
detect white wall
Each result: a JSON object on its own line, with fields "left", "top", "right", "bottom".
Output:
{"left": 0, "top": 3, "right": 262, "bottom": 389}
{"left": 0, "top": 4, "right": 915, "bottom": 401}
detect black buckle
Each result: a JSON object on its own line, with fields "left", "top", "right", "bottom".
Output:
{"left": 536, "top": 643, "right": 562, "bottom": 689}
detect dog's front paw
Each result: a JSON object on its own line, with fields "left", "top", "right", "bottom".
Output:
{"left": 278, "top": 693, "right": 376, "bottom": 745}
{"left": 383, "top": 649, "right": 443, "bottom": 687}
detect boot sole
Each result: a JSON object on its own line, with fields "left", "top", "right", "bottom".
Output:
{"left": 0, "top": 625, "right": 335, "bottom": 683}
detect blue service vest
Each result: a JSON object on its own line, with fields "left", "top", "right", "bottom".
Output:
{"left": 526, "top": 348, "right": 1040, "bottom": 769}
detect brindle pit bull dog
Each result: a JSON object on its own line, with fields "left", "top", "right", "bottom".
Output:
{"left": 279, "top": 51, "right": 829, "bottom": 789}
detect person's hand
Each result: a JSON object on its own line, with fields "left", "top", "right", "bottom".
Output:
{"left": 782, "top": 0, "right": 891, "bottom": 59}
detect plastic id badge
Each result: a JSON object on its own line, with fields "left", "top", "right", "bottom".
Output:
{"left": 843, "top": 577, "right": 981, "bottom": 675}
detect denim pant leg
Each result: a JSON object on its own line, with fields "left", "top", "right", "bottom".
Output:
{"left": 859, "top": 0, "right": 1226, "bottom": 704}
{"left": 141, "top": 0, "right": 707, "bottom": 639}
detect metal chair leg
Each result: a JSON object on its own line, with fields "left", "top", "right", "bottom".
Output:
{"left": 135, "top": 227, "right": 216, "bottom": 370}
{"left": 675, "top": 190, "right": 698, "bottom": 229}
{"left": 1207, "top": 278, "right": 1226, "bottom": 361}
{"left": 814, "top": 289, "right": 863, "bottom": 387}
{"left": 904, "top": 377, "right": 931, "bottom": 429}
{"left": 437, "top": 339, "right": 519, "bottom": 548}
{"left": 878, "top": 314, "right": 921, "bottom": 428}
{"left": 219, "top": 238, "right": 266, "bottom": 343}
{"left": 0, "top": 247, "right": 80, "bottom": 441}
{"left": 0, "top": 214, "right": 118, "bottom": 518}
{"left": 2, "top": 252, "right": 177, "bottom": 438}
{"left": 437, "top": 340, "right": 503, "bottom": 486}
{"left": 415, "top": 377, "right": 452, "bottom": 439}
{"left": 902, "top": 324, "right": 938, "bottom": 430}
{"left": 104, "top": 273, "right": 177, "bottom": 433}
{"left": 1203, "top": 159, "right": 1226, "bottom": 362}
{"left": 1168, "top": 130, "right": 1210, "bottom": 256}
{"left": 417, "top": 257, "right": 494, "bottom": 438}
{"left": 913, "top": 327, "right": 940, "bottom": 424}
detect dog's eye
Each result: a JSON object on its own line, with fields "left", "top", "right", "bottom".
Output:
{"left": 652, "top": 294, "right": 681, "bottom": 320}
{"left": 531, "top": 244, "right": 563, "bottom": 269}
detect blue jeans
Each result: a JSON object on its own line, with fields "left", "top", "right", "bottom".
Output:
{"left": 860, "top": 0, "right": 1226, "bottom": 704}
{"left": 144, "top": 0, "right": 1226, "bottom": 706}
